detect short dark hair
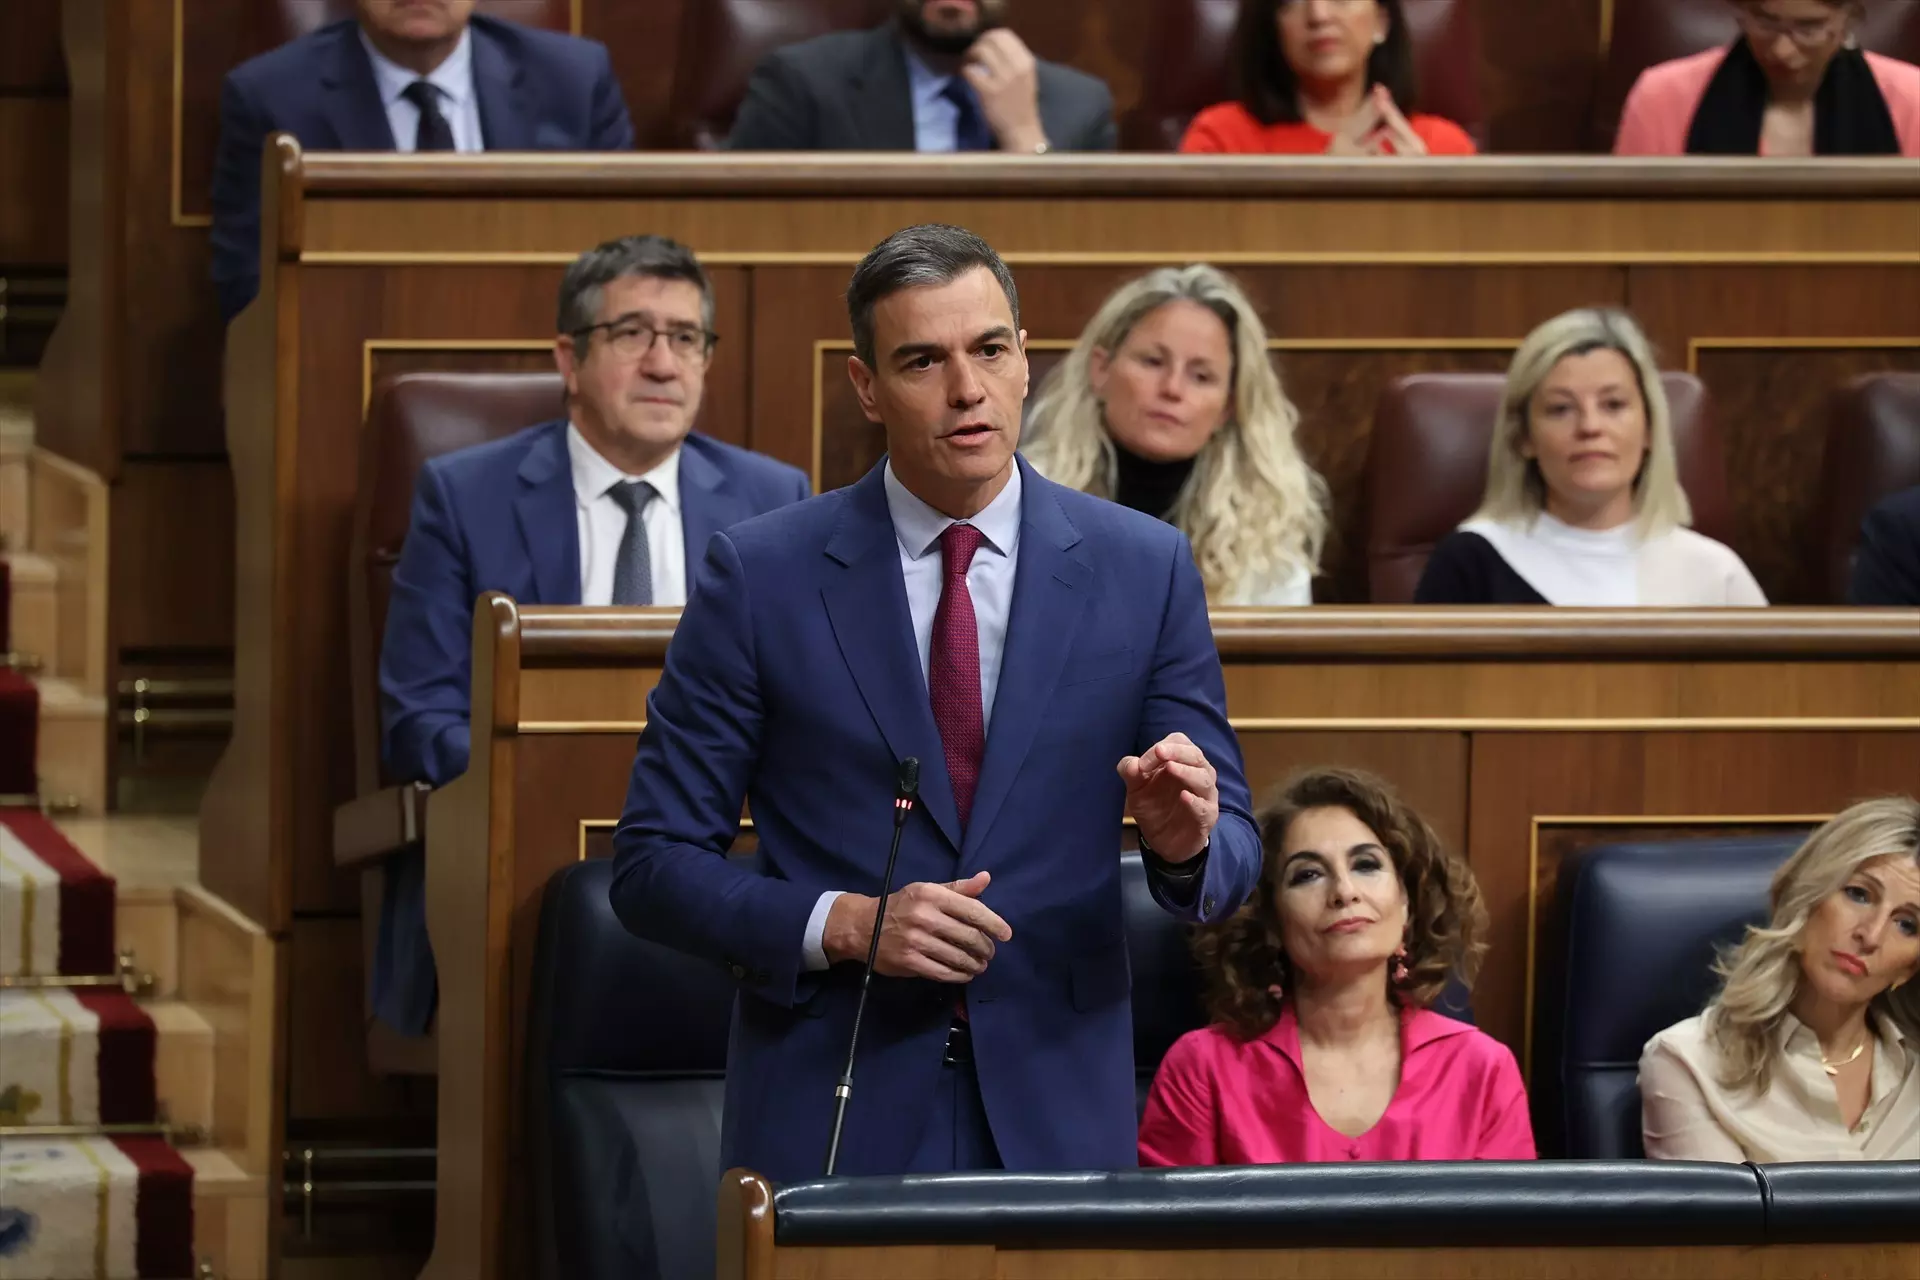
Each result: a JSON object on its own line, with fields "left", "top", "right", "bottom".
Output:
{"left": 846, "top": 224, "right": 1021, "bottom": 367}
{"left": 556, "top": 234, "right": 715, "bottom": 341}
{"left": 1232, "top": 0, "right": 1419, "bottom": 127}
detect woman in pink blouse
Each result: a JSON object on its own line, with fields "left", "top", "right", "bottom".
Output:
{"left": 1138, "top": 768, "right": 1535, "bottom": 1166}
{"left": 1615, "top": 0, "right": 1920, "bottom": 156}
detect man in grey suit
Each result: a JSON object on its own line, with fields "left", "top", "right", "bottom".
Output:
{"left": 728, "top": 0, "right": 1115, "bottom": 154}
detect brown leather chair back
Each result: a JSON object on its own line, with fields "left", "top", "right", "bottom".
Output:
{"left": 1593, "top": 0, "right": 1920, "bottom": 149}
{"left": 1121, "top": 0, "right": 1485, "bottom": 152}
{"left": 350, "top": 372, "right": 564, "bottom": 793}
{"left": 1365, "top": 372, "right": 1729, "bottom": 603}
{"left": 1816, "top": 373, "right": 1920, "bottom": 603}
{"left": 271, "top": 0, "right": 572, "bottom": 41}
{"left": 668, "top": 0, "right": 895, "bottom": 150}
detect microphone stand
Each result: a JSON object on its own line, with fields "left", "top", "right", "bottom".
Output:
{"left": 824, "top": 757, "right": 919, "bottom": 1176}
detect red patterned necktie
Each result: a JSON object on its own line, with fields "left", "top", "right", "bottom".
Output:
{"left": 929, "top": 524, "right": 987, "bottom": 828}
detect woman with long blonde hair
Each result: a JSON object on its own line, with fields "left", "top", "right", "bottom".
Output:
{"left": 1640, "top": 797, "right": 1920, "bottom": 1161}
{"left": 1022, "top": 265, "right": 1328, "bottom": 605}
{"left": 1415, "top": 307, "right": 1765, "bottom": 606}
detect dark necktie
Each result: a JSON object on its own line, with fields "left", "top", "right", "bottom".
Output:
{"left": 929, "top": 524, "right": 987, "bottom": 826}
{"left": 401, "top": 80, "right": 455, "bottom": 152}
{"left": 940, "top": 78, "right": 996, "bottom": 153}
{"left": 608, "top": 480, "right": 657, "bottom": 606}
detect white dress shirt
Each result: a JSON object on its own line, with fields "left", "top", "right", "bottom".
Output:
{"left": 800, "top": 462, "right": 1025, "bottom": 969}
{"left": 567, "top": 424, "right": 687, "bottom": 608}
{"left": 903, "top": 45, "right": 964, "bottom": 153}
{"left": 359, "top": 26, "right": 485, "bottom": 153}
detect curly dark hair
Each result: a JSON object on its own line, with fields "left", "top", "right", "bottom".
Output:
{"left": 1193, "top": 767, "right": 1487, "bottom": 1041}
{"left": 1231, "top": 0, "right": 1420, "bottom": 127}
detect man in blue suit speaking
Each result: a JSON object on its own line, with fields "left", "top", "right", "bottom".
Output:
{"left": 611, "top": 225, "right": 1262, "bottom": 1182}
{"left": 210, "top": 0, "right": 633, "bottom": 320}
{"left": 373, "top": 235, "right": 810, "bottom": 1036}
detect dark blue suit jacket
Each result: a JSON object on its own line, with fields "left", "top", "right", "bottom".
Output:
{"left": 609, "top": 458, "right": 1261, "bottom": 1183}
{"left": 211, "top": 16, "right": 633, "bottom": 320}
{"left": 373, "top": 421, "right": 810, "bottom": 1033}
{"left": 1851, "top": 484, "right": 1920, "bottom": 605}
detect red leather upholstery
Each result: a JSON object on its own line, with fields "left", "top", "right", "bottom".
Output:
{"left": 351, "top": 372, "right": 564, "bottom": 790}
{"left": 1594, "top": 0, "right": 1920, "bottom": 149}
{"left": 1121, "top": 0, "right": 1485, "bottom": 152}
{"left": 1365, "top": 372, "right": 1729, "bottom": 604}
{"left": 1815, "top": 373, "right": 1920, "bottom": 603}
{"left": 667, "top": 0, "right": 894, "bottom": 151}
{"left": 271, "top": 0, "right": 572, "bottom": 41}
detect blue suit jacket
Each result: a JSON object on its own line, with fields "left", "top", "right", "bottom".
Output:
{"left": 210, "top": 16, "right": 633, "bottom": 320}
{"left": 609, "top": 458, "right": 1261, "bottom": 1183}
{"left": 372, "top": 421, "right": 810, "bottom": 1033}
{"left": 1851, "top": 485, "right": 1920, "bottom": 605}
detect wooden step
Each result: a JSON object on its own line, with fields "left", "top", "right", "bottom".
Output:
{"left": 34, "top": 674, "right": 109, "bottom": 813}
{"left": 152, "top": 998, "right": 215, "bottom": 1137}
{"left": 189, "top": 1148, "right": 271, "bottom": 1280}
{"left": 3, "top": 548, "right": 56, "bottom": 662}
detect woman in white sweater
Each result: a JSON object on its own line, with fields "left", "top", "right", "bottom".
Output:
{"left": 1416, "top": 307, "right": 1764, "bottom": 607}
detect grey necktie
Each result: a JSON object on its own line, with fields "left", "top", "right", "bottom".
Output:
{"left": 400, "top": 81, "right": 455, "bottom": 152}
{"left": 608, "top": 480, "right": 657, "bottom": 606}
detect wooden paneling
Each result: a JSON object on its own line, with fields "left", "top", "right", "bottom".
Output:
{"left": 0, "top": 0, "right": 66, "bottom": 92}
{"left": 0, "top": 100, "right": 68, "bottom": 266}
{"left": 110, "top": 459, "right": 236, "bottom": 653}
{"left": 1695, "top": 346, "right": 1920, "bottom": 604}
{"left": 287, "top": 916, "right": 429, "bottom": 1121}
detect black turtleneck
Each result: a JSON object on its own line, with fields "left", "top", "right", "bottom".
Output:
{"left": 1112, "top": 443, "right": 1197, "bottom": 522}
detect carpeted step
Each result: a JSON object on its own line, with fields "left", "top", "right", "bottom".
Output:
{"left": 0, "top": 990, "right": 158, "bottom": 1129}
{"left": 0, "top": 809, "right": 117, "bottom": 978}
{"left": 0, "top": 1136, "right": 193, "bottom": 1279}
{"left": 0, "top": 671, "right": 35, "bottom": 800}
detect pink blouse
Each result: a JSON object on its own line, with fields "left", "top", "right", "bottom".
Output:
{"left": 1614, "top": 47, "right": 1920, "bottom": 156}
{"left": 1138, "top": 1004, "right": 1536, "bottom": 1166}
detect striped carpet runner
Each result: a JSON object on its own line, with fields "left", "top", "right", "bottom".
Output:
{"left": 0, "top": 810, "right": 194, "bottom": 1279}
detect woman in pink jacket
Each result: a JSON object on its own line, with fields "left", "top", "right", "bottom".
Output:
{"left": 1138, "top": 768, "right": 1535, "bottom": 1166}
{"left": 1615, "top": 0, "right": 1920, "bottom": 156}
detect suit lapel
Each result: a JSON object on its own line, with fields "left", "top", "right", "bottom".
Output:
{"left": 513, "top": 423, "right": 582, "bottom": 605}
{"left": 963, "top": 461, "right": 1092, "bottom": 859}
{"left": 318, "top": 22, "right": 399, "bottom": 151}
{"left": 470, "top": 20, "right": 532, "bottom": 151}
{"left": 677, "top": 439, "right": 731, "bottom": 580}
{"left": 852, "top": 24, "right": 919, "bottom": 151}
{"left": 821, "top": 465, "right": 964, "bottom": 851}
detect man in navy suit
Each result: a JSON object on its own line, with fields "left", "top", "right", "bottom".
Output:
{"left": 210, "top": 0, "right": 633, "bottom": 320}
{"left": 374, "top": 235, "right": 810, "bottom": 1035}
{"left": 610, "top": 225, "right": 1260, "bottom": 1182}
{"left": 1851, "top": 485, "right": 1920, "bottom": 605}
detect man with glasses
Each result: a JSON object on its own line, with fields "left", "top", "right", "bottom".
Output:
{"left": 371, "top": 235, "right": 809, "bottom": 1036}
{"left": 1614, "top": 0, "right": 1918, "bottom": 156}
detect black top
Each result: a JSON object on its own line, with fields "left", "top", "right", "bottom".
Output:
{"left": 1414, "top": 531, "right": 1549, "bottom": 605}
{"left": 1113, "top": 444, "right": 1197, "bottom": 522}
{"left": 1850, "top": 485, "right": 1920, "bottom": 606}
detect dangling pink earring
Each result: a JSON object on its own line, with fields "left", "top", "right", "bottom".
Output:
{"left": 1392, "top": 944, "right": 1410, "bottom": 985}
{"left": 1267, "top": 981, "right": 1285, "bottom": 1003}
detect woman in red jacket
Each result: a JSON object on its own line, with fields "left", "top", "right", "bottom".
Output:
{"left": 1180, "top": 0, "right": 1475, "bottom": 156}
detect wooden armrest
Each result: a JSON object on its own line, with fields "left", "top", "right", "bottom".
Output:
{"left": 333, "top": 782, "right": 432, "bottom": 870}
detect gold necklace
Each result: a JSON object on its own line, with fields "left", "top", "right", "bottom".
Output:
{"left": 1820, "top": 1040, "right": 1867, "bottom": 1076}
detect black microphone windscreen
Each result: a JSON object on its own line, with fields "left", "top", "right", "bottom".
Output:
{"left": 897, "top": 757, "right": 921, "bottom": 797}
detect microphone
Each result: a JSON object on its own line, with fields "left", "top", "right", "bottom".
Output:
{"left": 824, "top": 756, "right": 920, "bottom": 1176}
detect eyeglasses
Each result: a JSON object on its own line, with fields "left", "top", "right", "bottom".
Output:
{"left": 1736, "top": 7, "right": 1847, "bottom": 47}
{"left": 573, "top": 317, "right": 717, "bottom": 366}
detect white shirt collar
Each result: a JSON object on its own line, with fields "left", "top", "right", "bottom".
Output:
{"left": 568, "top": 422, "right": 682, "bottom": 515}
{"left": 883, "top": 460, "right": 1022, "bottom": 562}
{"left": 359, "top": 24, "right": 475, "bottom": 110}
{"left": 903, "top": 43, "right": 957, "bottom": 110}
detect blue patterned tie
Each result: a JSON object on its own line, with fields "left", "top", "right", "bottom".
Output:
{"left": 941, "top": 78, "right": 995, "bottom": 152}
{"left": 608, "top": 480, "right": 657, "bottom": 606}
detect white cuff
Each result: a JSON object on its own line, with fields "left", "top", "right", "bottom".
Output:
{"left": 801, "top": 890, "right": 844, "bottom": 972}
